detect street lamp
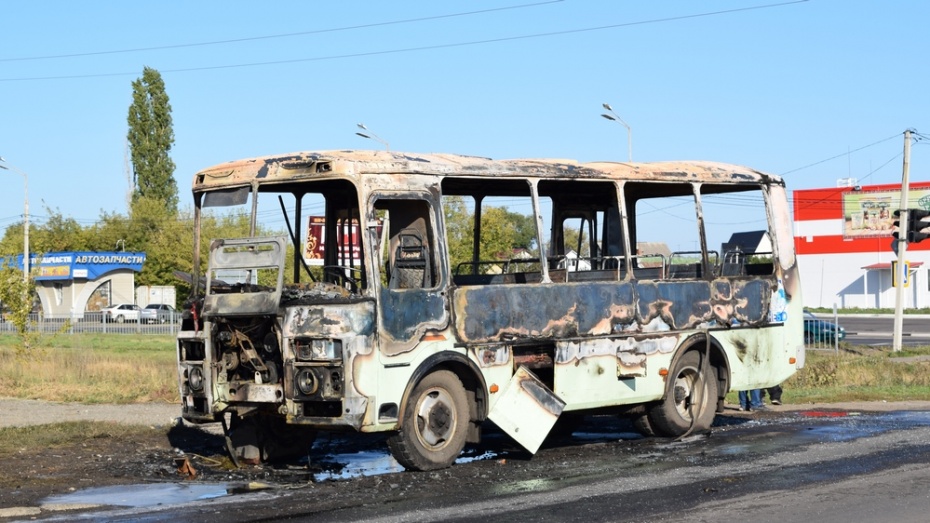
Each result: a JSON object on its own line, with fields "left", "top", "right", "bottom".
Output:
{"left": 355, "top": 123, "right": 390, "bottom": 151}
{"left": 601, "top": 103, "right": 632, "bottom": 163}
{"left": 0, "top": 156, "right": 29, "bottom": 282}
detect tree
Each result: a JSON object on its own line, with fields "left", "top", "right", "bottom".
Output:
{"left": 443, "top": 196, "right": 474, "bottom": 271}
{"left": 30, "top": 206, "right": 91, "bottom": 254}
{"left": 443, "top": 197, "right": 533, "bottom": 272}
{"left": 0, "top": 220, "right": 30, "bottom": 257}
{"left": 127, "top": 67, "right": 178, "bottom": 214}
{"left": 0, "top": 264, "right": 40, "bottom": 353}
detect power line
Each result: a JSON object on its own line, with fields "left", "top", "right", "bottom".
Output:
{"left": 0, "top": 1, "right": 563, "bottom": 63}
{"left": 779, "top": 133, "right": 901, "bottom": 175}
{"left": 0, "top": 1, "right": 808, "bottom": 82}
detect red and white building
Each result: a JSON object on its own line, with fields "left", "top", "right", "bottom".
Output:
{"left": 794, "top": 181, "right": 930, "bottom": 309}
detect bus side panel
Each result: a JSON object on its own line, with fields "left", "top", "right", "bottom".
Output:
{"left": 451, "top": 279, "right": 771, "bottom": 344}
{"left": 552, "top": 336, "right": 680, "bottom": 409}
{"left": 453, "top": 277, "right": 777, "bottom": 411}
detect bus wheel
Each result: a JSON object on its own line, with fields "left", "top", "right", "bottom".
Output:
{"left": 228, "top": 413, "right": 316, "bottom": 465}
{"left": 648, "top": 351, "right": 717, "bottom": 437}
{"left": 387, "top": 370, "right": 469, "bottom": 471}
{"left": 632, "top": 412, "right": 656, "bottom": 437}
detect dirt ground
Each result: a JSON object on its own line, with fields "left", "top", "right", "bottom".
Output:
{"left": 2, "top": 398, "right": 930, "bottom": 519}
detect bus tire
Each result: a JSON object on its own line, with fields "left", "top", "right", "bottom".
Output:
{"left": 648, "top": 351, "right": 717, "bottom": 437}
{"left": 229, "top": 413, "right": 316, "bottom": 465}
{"left": 387, "top": 370, "right": 469, "bottom": 471}
{"left": 632, "top": 411, "right": 656, "bottom": 437}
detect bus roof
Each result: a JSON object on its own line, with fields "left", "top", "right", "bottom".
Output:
{"left": 192, "top": 149, "right": 783, "bottom": 192}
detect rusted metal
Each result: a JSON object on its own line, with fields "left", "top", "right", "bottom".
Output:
{"left": 174, "top": 457, "right": 198, "bottom": 480}
{"left": 451, "top": 278, "right": 769, "bottom": 345}
{"left": 513, "top": 352, "right": 553, "bottom": 369}
{"left": 178, "top": 147, "right": 801, "bottom": 466}
{"left": 192, "top": 151, "right": 783, "bottom": 196}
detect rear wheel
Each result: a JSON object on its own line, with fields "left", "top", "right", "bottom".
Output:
{"left": 632, "top": 412, "right": 656, "bottom": 437}
{"left": 387, "top": 370, "right": 469, "bottom": 471}
{"left": 648, "top": 351, "right": 717, "bottom": 437}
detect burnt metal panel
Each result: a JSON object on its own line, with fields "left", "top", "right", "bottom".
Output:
{"left": 283, "top": 302, "right": 375, "bottom": 338}
{"left": 378, "top": 287, "right": 448, "bottom": 343}
{"left": 191, "top": 150, "right": 782, "bottom": 197}
{"left": 452, "top": 277, "right": 774, "bottom": 345}
{"left": 203, "top": 237, "right": 286, "bottom": 317}
{"left": 487, "top": 366, "right": 565, "bottom": 454}
{"left": 454, "top": 282, "right": 634, "bottom": 343}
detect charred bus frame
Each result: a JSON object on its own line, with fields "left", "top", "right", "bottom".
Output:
{"left": 177, "top": 150, "right": 804, "bottom": 470}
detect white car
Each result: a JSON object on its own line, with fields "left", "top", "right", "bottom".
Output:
{"left": 140, "top": 303, "right": 176, "bottom": 324}
{"left": 101, "top": 303, "right": 142, "bottom": 323}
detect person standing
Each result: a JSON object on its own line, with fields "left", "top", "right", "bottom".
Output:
{"left": 738, "top": 389, "right": 765, "bottom": 411}
{"left": 766, "top": 385, "right": 783, "bottom": 405}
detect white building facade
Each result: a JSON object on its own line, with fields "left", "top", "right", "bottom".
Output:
{"left": 794, "top": 181, "right": 930, "bottom": 309}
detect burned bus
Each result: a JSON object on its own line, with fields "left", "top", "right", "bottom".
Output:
{"left": 177, "top": 150, "right": 804, "bottom": 470}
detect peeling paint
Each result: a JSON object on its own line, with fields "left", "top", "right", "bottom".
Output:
{"left": 179, "top": 148, "right": 802, "bottom": 467}
{"left": 452, "top": 278, "right": 769, "bottom": 345}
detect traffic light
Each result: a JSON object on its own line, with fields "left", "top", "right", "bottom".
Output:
{"left": 908, "top": 209, "right": 930, "bottom": 243}
{"left": 893, "top": 210, "right": 904, "bottom": 240}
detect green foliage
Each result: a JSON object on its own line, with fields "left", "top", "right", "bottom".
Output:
{"left": 0, "top": 337, "right": 177, "bottom": 404}
{"left": 443, "top": 196, "right": 474, "bottom": 272}
{"left": 127, "top": 66, "right": 178, "bottom": 214}
{"left": 504, "top": 209, "right": 537, "bottom": 251}
{"left": 0, "top": 422, "right": 161, "bottom": 458}
{"left": 562, "top": 226, "right": 589, "bottom": 257}
{"left": 30, "top": 205, "right": 92, "bottom": 253}
{"left": 83, "top": 210, "right": 134, "bottom": 252}
{"left": 0, "top": 265, "right": 39, "bottom": 353}
{"left": 781, "top": 346, "right": 930, "bottom": 403}
{"left": 0, "top": 220, "right": 29, "bottom": 257}
{"left": 789, "top": 357, "right": 840, "bottom": 387}
{"left": 443, "top": 196, "right": 537, "bottom": 273}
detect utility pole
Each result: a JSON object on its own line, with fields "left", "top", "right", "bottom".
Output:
{"left": 893, "top": 130, "right": 912, "bottom": 352}
{"left": 601, "top": 103, "right": 632, "bottom": 162}
{"left": 0, "top": 157, "right": 29, "bottom": 283}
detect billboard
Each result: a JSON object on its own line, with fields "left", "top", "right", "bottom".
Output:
{"left": 1, "top": 252, "right": 146, "bottom": 280}
{"left": 842, "top": 188, "right": 930, "bottom": 239}
{"left": 304, "top": 216, "right": 367, "bottom": 266}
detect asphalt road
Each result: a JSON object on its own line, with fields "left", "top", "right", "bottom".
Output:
{"left": 24, "top": 403, "right": 930, "bottom": 523}
{"left": 816, "top": 314, "right": 930, "bottom": 346}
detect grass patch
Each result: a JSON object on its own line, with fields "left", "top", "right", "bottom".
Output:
{"left": 767, "top": 345, "right": 930, "bottom": 404}
{"left": 0, "top": 334, "right": 178, "bottom": 404}
{"left": 0, "top": 421, "right": 162, "bottom": 458}
{"left": 4, "top": 333, "right": 930, "bottom": 411}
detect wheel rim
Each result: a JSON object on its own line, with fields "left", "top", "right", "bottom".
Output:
{"left": 672, "top": 368, "right": 702, "bottom": 421}
{"left": 414, "top": 387, "right": 456, "bottom": 448}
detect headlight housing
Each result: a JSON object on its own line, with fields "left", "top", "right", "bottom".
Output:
{"left": 295, "top": 338, "right": 343, "bottom": 361}
{"left": 187, "top": 366, "right": 204, "bottom": 392}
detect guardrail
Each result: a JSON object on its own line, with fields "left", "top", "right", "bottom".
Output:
{"left": 0, "top": 312, "right": 182, "bottom": 336}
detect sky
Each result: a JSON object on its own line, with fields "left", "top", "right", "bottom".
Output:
{"left": 2, "top": 0, "right": 928, "bottom": 247}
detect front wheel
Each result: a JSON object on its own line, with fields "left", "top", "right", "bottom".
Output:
{"left": 228, "top": 413, "right": 317, "bottom": 465}
{"left": 647, "top": 351, "right": 717, "bottom": 437}
{"left": 387, "top": 370, "right": 469, "bottom": 471}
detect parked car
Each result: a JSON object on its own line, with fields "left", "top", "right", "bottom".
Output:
{"left": 803, "top": 310, "right": 846, "bottom": 344}
{"left": 141, "top": 303, "right": 176, "bottom": 324}
{"left": 101, "top": 303, "right": 142, "bottom": 323}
